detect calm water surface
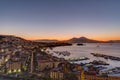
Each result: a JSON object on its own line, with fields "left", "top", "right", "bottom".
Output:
{"left": 50, "top": 43, "right": 120, "bottom": 69}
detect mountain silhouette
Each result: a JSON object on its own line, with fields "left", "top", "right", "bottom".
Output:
{"left": 67, "top": 37, "right": 102, "bottom": 43}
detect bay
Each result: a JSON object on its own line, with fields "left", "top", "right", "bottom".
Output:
{"left": 50, "top": 43, "right": 120, "bottom": 69}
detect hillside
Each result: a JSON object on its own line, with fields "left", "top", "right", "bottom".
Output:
{"left": 0, "top": 35, "right": 72, "bottom": 47}
{"left": 34, "top": 39, "right": 59, "bottom": 43}
{"left": 107, "top": 40, "right": 120, "bottom": 43}
{"left": 66, "top": 37, "right": 103, "bottom": 43}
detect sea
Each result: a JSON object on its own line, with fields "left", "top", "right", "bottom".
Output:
{"left": 49, "top": 43, "right": 120, "bottom": 76}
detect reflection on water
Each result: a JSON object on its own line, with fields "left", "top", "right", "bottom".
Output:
{"left": 50, "top": 43, "right": 120, "bottom": 68}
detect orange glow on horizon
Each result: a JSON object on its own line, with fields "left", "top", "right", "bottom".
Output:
{"left": 1, "top": 33, "right": 119, "bottom": 41}
{"left": 23, "top": 36, "right": 120, "bottom": 41}
{"left": 89, "top": 36, "right": 120, "bottom": 41}
{"left": 24, "top": 36, "right": 71, "bottom": 41}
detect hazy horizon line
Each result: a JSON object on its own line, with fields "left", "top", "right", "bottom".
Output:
{"left": 1, "top": 34, "right": 120, "bottom": 41}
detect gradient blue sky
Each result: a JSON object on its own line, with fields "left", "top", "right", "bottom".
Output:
{"left": 0, "top": 0, "right": 120, "bottom": 40}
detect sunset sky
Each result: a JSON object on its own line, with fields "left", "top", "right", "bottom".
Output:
{"left": 0, "top": 0, "right": 120, "bottom": 41}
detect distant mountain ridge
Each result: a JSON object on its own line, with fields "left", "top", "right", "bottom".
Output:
{"left": 67, "top": 37, "right": 103, "bottom": 43}
{"left": 107, "top": 40, "right": 120, "bottom": 43}
{"left": 0, "top": 35, "right": 120, "bottom": 43}
{"left": 34, "top": 39, "right": 59, "bottom": 42}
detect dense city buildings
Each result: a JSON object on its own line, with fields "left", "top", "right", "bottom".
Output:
{"left": 0, "top": 35, "right": 120, "bottom": 80}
